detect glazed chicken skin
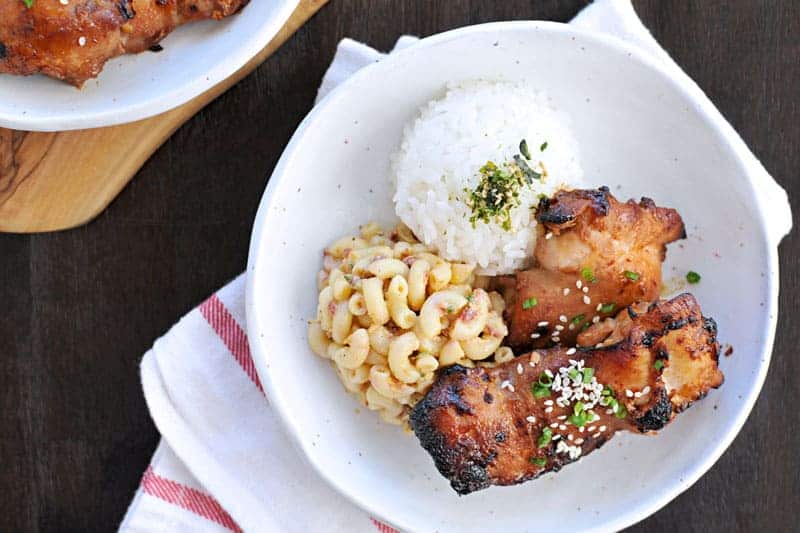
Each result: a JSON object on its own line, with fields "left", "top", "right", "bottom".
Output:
{"left": 410, "top": 294, "right": 723, "bottom": 495}
{"left": 498, "top": 187, "right": 685, "bottom": 351}
{"left": 0, "top": 0, "right": 248, "bottom": 87}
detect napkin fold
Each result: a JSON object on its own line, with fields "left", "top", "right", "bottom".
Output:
{"left": 120, "top": 1, "right": 790, "bottom": 531}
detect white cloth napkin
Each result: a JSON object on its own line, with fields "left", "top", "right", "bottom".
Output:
{"left": 120, "top": 1, "right": 790, "bottom": 532}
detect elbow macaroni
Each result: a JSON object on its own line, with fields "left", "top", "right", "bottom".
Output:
{"left": 309, "top": 223, "right": 509, "bottom": 426}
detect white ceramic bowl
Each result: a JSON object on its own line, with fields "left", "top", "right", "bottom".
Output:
{"left": 247, "top": 22, "right": 791, "bottom": 532}
{"left": 0, "top": 0, "right": 298, "bottom": 132}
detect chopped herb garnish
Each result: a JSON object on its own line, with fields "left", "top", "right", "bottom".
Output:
{"left": 581, "top": 267, "right": 596, "bottom": 283}
{"left": 466, "top": 293, "right": 474, "bottom": 303}
{"left": 22, "top": 0, "right": 34, "bottom": 7}
{"left": 446, "top": 305, "right": 455, "bottom": 314}
{"left": 538, "top": 427, "right": 553, "bottom": 448}
{"left": 568, "top": 368, "right": 580, "bottom": 382}
{"left": 654, "top": 360, "right": 665, "bottom": 371}
{"left": 600, "top": 302, "right": 616, "bottom": 314}
{"left": 513, "top": 155, "right": 543, "bottom": 183}
{"left": 599, "top": 386, "right": 628, "bottom": 419}
{"left": 686, "top": 271, "right": 701, "bottom": 284}
{"left": 568, "top": 409, "right": 593, "bottom": 427}
{"left": 582, "top": 367, "right": 594, "bottom": 382}
{"left": 581, "top": 321, "right": 591, "bottom": 332}
{"left": 540, "top": 141, "right": 548, "bottom": 152}
{"left": 530, "top": 456, "right": 547, "bottom": 467}
{"left": 519, "top": 139, "right": 532, "bottom": 159}
{"left": 465, "top": 160, "right": 530, "bottom": 230}
{"left": 532, "top": 374, "right": 552, "bottom": 398}
{"left": 571, "top": 314, "right": 585, "bottom": 325}
{"left": 573, "top": 401, "right": 585, "bottom": 415}
{"left": 522, "top": 297, "right": 538, "bottom": 310}
{"left": 624, "top": 270, "right": 640, "bottom": 281}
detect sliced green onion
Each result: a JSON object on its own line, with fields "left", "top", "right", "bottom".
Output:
{"left": 571, "top": 314, "right": 586, "bottom": 325}
{"left": 522, "top": 297, "right": 538, "bottom": 310}
{"left": 654, "top": 360, "right": 665, "bottom": 371}
{"left": 530, "top": 456, "right": 547, "bottom": 466}
{"left": 686, "top": 271, "right": 701, "bottom": 284}
{"left": 600, "top": 303, "right": 616, "bottom": 314}
{"left": 540, "top": 141, "right": 548, "bottom": 152}
{"left": 581, "top": 267, "right": 596, "bottom": 283}
{"left": 624, "top": 270, "right": 640, "bottom": 281}
{"left": 538, "top": 427, "right": 553, "bottom": 448}
{"left": 519, "top": 139, "right": 531, "bottom": 159}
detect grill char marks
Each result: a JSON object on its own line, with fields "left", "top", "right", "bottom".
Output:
{"left": 410, "top": 294, "right": 723, "bottom": 495}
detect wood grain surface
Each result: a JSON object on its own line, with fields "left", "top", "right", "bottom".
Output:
{"left": 0, "top": 0, "right": 327, "bottom": 234}
{"left": 0, "top": 1, "right": 797, "bottom": 531}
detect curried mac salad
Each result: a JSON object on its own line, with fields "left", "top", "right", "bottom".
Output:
{"left": 308, "top": 222, "right": 510, "bottom": 426}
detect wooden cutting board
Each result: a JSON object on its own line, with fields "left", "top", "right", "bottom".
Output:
{"left": 0, "top": 0, "right": 327, "bottom": 234}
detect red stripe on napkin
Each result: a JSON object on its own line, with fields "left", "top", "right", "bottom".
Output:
{"left": 199, "top": 294, "right": 264, "bottom": 393}
{"left": 370, "top": 517, "right": 400, "bottom": 533}
{"left": 141, "top": 466, "right": 242, "bottom": 532}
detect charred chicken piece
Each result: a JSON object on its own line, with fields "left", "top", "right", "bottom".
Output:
{"left": 497, "top": 187, "right": 685, "bottom": 351}
{"left": 0, "top": 0, "right": 249, "bottom": 87}
{"left": 410, "top": 294, "right": 723, "bottom": 495}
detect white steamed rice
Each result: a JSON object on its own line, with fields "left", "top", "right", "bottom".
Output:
{"left": 392, "top": 80, "right": 584, "bottom": 275}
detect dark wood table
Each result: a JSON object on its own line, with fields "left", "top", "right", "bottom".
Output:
{"left": 1, "top": 1, "right": 797, "bottom": 531}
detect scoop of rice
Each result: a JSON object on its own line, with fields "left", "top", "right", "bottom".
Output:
{"left": 392, "top": 80, "right": 584, "bottom": 275}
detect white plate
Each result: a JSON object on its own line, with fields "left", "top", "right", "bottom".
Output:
{"left": 247, "top": 22, "right": 791, "bottom": 532}
{"left": 0, "top": 0, "right": 298, "bottom": 131}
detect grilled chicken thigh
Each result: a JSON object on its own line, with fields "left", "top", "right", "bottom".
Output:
{"left": 0, "top": 0, "right": 248, "bottom": 87}
{"left": 497, "top": 187, "right": 685, "bottom": 351}
{"left": 410, "top": 294, "right": 723, "bottom": 495}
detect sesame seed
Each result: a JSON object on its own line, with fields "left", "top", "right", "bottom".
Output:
{"left": 599, "top": 425, "right": 607, "bottom": 432}
{"left": 517, "top": 363, "right": 524, "bottom": 375}
{"left": 596, "top": 343, "right": 604, "bottom": 348}
{"left": 531, "top": 352, "right": 541, "bottom": 364}
{"left": 555, "top": 325, "right": 564, "bottom": 331}
{"left": 566, "top": 348, "right": 577, "bottom": 355}
{"left": 559, "top": 315, "right": 568, "bottom": 323}
{"left": 576, "top": 280, "right": 583, "bottom": 289}
{"left": 552, "top": 434, "right": 561, "bottom": 440}
{"left": 545, "top": 406, "right": 553, "bottom": 413}
{"left": 596, "top": 303, "right": 603, "bottom": 311}
{"left": 78, "top": 36, "right": 87, "bottom": 47}
{"left": 526, "top": 416, "right": 537, "bottom": 423}
{"left": 579, "top": 426, "right": 585, "bottom": 433}
{"left": 642, "top": 386, "right": 651, "bottom": 394}
{"left": 593, "top": 432, "right": 602, "bottom": 438}
{"left": 592, "top": 315, "right": 600, "bottom": 323}
{"left": 531, "top": 333, "right": 541, "bottom": 339}
{"left": 545, "top": 232, "right": 553, "bottom": 240}
{"left": 563, "top": 288, "right": 570, "bottom": 296}
{"left": 634, "top": 391, "right": 642, "bottom": 398}
{"left": 557, "top": 415, "right": 567, "bottom": 420}
{"left": 575, "top": 438, "right": 585, "bottom": 445}
{"left": 544, "top": 400, "right": 554, "bottom": 406}
{"left": 583, "top": 295, "right": 591, "bottom": 305}
{"left": 550, "top": 422, "right": 559, "bottom": 428}
{"left": 60, "top": 0, "right": 68, "bottom": 4}
{"left": 567, "top": 434, "right": 574, "bottom": 441}
{"left": 538, "top": 321, "right": 549, "bottom": 327}
{"left": 605, "top": 409, "right": 613, "bottom": 414}
{"left": 544, "top": 369, "right": 554, "bottom": 378}
{"left": 500, "top": 380, "right": 515, "bottom": 392}
{"left": 559, "top": 424, "right": 567, "bottom": 431}
{"left": 625, "top": 389, "right": 634, "bottom": 398}
{"left": 582, "top": 286, "right": 589, "bottom": 293}
{"left": 568, "top": 323, "right": 575, "bottom": 331}
{"left": 588, "top": 426, "right": 596, "bottom": 432}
